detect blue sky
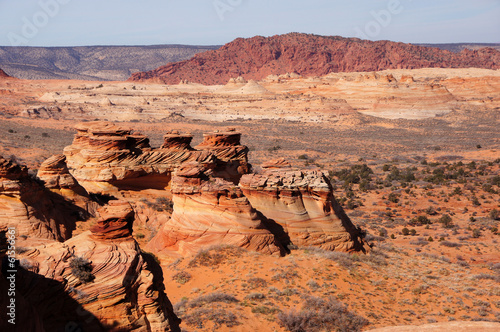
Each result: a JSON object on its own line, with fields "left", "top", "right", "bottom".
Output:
{"left": 0, "top": 0, "right": 499, "bottom": 46}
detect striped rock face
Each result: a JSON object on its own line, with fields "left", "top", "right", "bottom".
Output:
{"left": 63, "top": 122, "right": 247, "bottom": 195}
{"left": 0, "top": 155, "right": 82, "bottom": 241}
{"left": 239, "top": 161, "right": 369, "bottom": 253}
{"left": 147, "top": 163, "right": 285, "bottom": 257}
{"left": 9, "top": 230, "right": 180, "bottom": 331}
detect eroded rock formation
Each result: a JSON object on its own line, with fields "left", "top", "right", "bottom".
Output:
{"left": 147, "top": 162, "right": 285, "bottom": 256}
{"left": 2, "top": 206, "right": 180, "bottom": 331}
{"left": 239, "top": 158, "right": 369, "bottom": 252}
{"left": 0, "top": 155, "right": 83, "bottom": 241}
{"left": 63, "top": 122, "right": 248, "bottom": 194}
{"left": 90, "top": 200, "right": 134, "bottom": 240}
{"left": 129, "top": 33, "right": 500, "bottom": 85}
{"left": 195, "top": 129, "right": 250, "bottom": 184}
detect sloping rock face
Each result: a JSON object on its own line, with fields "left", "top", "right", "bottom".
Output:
{"left": 0, "top": 155, "right": 83, "bottom": 241}
{"left": 1, "top": 218, "right": 180, "bottom": 332}
{"left": 63, "top": 122, "right": 248, "bottom": 194}
{"left": 147, "top": 163, "right": 285, "bottom": 256}
{"left": 129, "top": 33, "right": 500, "bottom": 85}
{"left": 0, "top": 68, "right": 9, "bottom": 78}
{"left": 239, "top": 159, "right": 369, "bottom": 252}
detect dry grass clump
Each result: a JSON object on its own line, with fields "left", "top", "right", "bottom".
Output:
{"left": 277, "top": 295, "right": 369, "bottom": 332}
{"left": 174, "top": 292, "right": 240, "bottom": 329}
{"left": 188, "top": 245, "right": 244, "bottom": 268}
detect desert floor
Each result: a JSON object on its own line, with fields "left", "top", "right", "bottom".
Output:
{"left": 1, "top": 68, "right": 499, "bottom": 331}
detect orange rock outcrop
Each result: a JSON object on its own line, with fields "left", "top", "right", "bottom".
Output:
{"left": 2, "top": 212, "right": 180, "bottom": 331}
{"left": 63, "top": 122, "right": 250, "bottom": 194}
{"left": 239, "top": 159, "right": 369, "bottom": 252}
{"left": 147, "top": 162, "right": 285, "bottom": 256}
{"left": 0, "top": 155, "right": 83, "bottom": 241}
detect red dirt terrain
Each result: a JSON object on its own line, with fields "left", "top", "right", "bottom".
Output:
{"left": 129, "top": 33, "right": 500, "bottom": 85}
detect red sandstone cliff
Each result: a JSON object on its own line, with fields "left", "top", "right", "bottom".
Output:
{"left": 129, "top": 33, "right": 500, "bottom": 85}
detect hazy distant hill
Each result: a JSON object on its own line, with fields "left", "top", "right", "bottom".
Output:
{"left": 416, "top": 43, "right": 500, "bottom": 53}
{"left": 0, "top": 45, "right": 219, "bottom": 81}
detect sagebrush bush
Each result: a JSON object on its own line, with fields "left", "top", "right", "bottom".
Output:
{"left": 172, "top": 271, "right": 192, "bottom": 284}
{"left": 70, "top": 256, "right": 94, "bottom": 283}
{"left": 188, "top": 245, "right": 243, "bottom": 268}
{"left": 277, "top": 296, "right": 368, "bottom": 332}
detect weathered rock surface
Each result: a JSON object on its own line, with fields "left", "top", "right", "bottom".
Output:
{"left": 239, "top": 159, "right": 369, "bottom": 252}
{"left": 0, "top": 155, "right": 84, "bottom": 241}
{"left": 129, "top": 33, "right": 500, "bottom": 85}
{"left": 1, "top": 224, "right": 180, "bottom": 332}
{"left": 195, "top": 129, "right": 250, "bottom": 184}
{"left": 37, "top": 154, "right": 94, "bottom": 213}
{"left": 90, "top": 200, "right": 134, "bottom": 240}
{"left": 0, "top": 68, "right": 9, "bottom": 78}
{"left": 63, "top": 122, "right": 247, "bottom": 194}
{"left": 147, "top": 163, "right": 285, "bottom": 256}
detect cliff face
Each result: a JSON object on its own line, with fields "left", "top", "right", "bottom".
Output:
{"left": 0, "top": 155, "right": 84, "bottom": 241}
{"left": 239, "top": 159, "right": 369, "bottom": 252}
{"left": 129, "top": 33, "right": 500, "bottom": 85}
{"left": 2, "top": 202, "right": 180, "bottom": 331}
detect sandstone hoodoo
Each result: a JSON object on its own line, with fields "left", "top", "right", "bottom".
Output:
{"left": 129, "top": 33, "right": 500, "bottom": 85}
{"left": 147, "top": 162, "right": 285, "bottom": 256}
{"left": 63, "top": 121, "right": 212, "bottom": 194}
{"left": 90, "top": 201, "right": 135, "bottom": 240}
{"left": 239, "top": 159, "right": 369, "bottom": 252}
{"left": 57, "top": 122, "right": 369, "bottom": 255}
{"left": 0, "top": 155, "right": 84, "bottom": 241}
{"left": 37, "top": 155, "right": 93, "bottom": 212}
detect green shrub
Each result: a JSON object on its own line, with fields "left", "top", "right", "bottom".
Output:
{"left": 438, "top": 214, "right": 453, "bottom": 228}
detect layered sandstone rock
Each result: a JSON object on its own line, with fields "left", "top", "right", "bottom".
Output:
{"left": 147, "top": 162, "right": 284, "bottom": 256}
{"left": 2, "top": 225, "right": 180, "bottom": 331}
{"left": 195, "top": 129, "right": 250, "bottom": 183}
{"left": 239, "top": 159, "right": 369, "bottom": 252}
{"left": 129, "top": 33, "right": 500, "bottom": 85}
{"left": 63, "top": 122, "right": 248, "bottom": 194}
{"left": 37, "top": 154, "right": 95, "bottom": 214}
{"left": 0, "top": 155, "right": 83, "bottom": 241}
{"left": 90, "top": 201, "right": 134, "bottom": 240}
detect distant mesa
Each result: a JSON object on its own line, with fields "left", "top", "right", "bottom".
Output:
{"left": 129, "top": 33, "right": 500, "bottom": 85}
